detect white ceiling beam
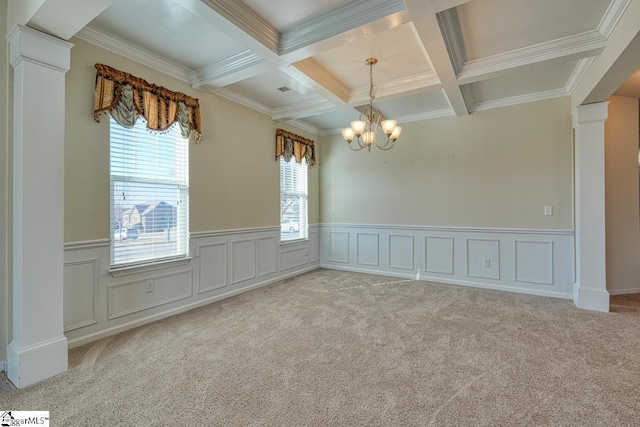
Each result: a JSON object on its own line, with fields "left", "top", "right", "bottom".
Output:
{"left": 431, "top": 0, "right": 473, "bottom": 13}
{"left": 457, "top": 31, "right": 608, "bottom": 85}
{"left": 404, "top": 0, "right": 469, "bottom": 116}
{"left": 190, "top": 50, "right": 271, "bottom": 89}
{"left": 279, "top": 0, "right": 406, "bottom": 55}
{"left": 287, "top": 58, "right": 352, "bottom": 106}
{"left": 175, "top": 0, "right": 279, "bottom": 60}
{"left": 8, "top": 0, "right": 115, "bottom": 40}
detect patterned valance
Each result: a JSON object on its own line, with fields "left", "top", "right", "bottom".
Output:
{"left": 275, "top": 129, "right": 316, "bottom": 167}
{"left": 93, "top": 64, "right": 202, "bottom": 143}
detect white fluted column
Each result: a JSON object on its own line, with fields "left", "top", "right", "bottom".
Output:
{"left": 573, "top": 102, "right": 610, "bottom": 312}
{"left": 6, "top": 25, "right": 72, "bottom": 388}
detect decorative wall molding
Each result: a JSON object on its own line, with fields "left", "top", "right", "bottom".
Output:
{"left": 320, "top": 223, "right": 573, "bottom": 235}
{"left": 272, "top": 98, "right": 336, "bottom": 121}
{"left": 75, "top": 27, "right": 192, "bottom": 83}
{"left": 320, "top": 224, "right": 574, "bottom": 300}
{"left": 514, "top": 240, "right": 553, "bottom": 285}
{"left": 107, "top": 270, "right": 193, "bottom": 320}
{"left": 63, "top": 258, "right": 99, "bottom": 332}
{"left": 212, "top": 87, "right": 272, "bottom": 116}
{"left": 63, "top": 225, "right": 320, "bottom": 348}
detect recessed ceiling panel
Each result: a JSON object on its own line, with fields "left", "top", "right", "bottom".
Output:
{"left": 375, "top": 90, "right": 451, "bottom": 118}
{"left": 313, "top": 23, "right": 432, "bottom": 90}
{"left": 88, "top": 0, "right": 246, "bottom": 70}
{"left": 226, "top": 70, "right": 324, "bottom": 109}
{"left": 457, "top": 0, "right": 610, "bottom": 60}
{"left": 467, "top": 60, "right": 580, "bottom": 104}
{"left": 301, "top": 108, "right": 357, "bottom": 132}
{"left": 241, "top": 0, "right": 352, "bottom": 31}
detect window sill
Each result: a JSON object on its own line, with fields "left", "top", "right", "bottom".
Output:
{"left": 108, "top": 256, "right": 194, "bottom": 278}
{"left": 280, "top": 238, "right": 309, "bottom": 247}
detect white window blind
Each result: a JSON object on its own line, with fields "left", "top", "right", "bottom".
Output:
{"left": 110, "top": 117, "right": 189, "bottom": 267}
{"left": 280, "top": 158, "right": 308, "bottom": 241}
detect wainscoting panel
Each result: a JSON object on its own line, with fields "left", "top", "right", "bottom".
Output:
{"left": 257, "top": 237, "right": 278, "bottom": 277}
{"left": 309, "top": 231, "right": 320, "bottom": 264}
{"left": 466, "top": 238, "right": 500, "bottom": 280}
{"left": 197, "top": 242, "right": 227, "bottom": 294}
{"left": 328, "top": 231, "right": 350, "bottom": 263}
{"left": 231, "top": 239, "right": 256, "bottom": 285}
{"left": 425, "top": 236, "right": 454, "bottom": 275}
{"left": 357, "top": 233, "right": 380, "bottom": 266}
{"left": 514, "top": 240, "right": 553, "bottom": 285}
{"left": 281, "top": 245, "right": 309, "bottom": 271}
{"left": 108, "top": 270, "right": 193, "bottom": 320}
{"left": 389, "top": 235, "right": 415, "bottom": 270}
{"left": 63, "top": 225, "right": 320, "bottom": 348}
{"left": 320, "top": 224, "right": 574, "bottom": 299}
{"left": 63, "top": 259, "right": 99, "bottom": 331}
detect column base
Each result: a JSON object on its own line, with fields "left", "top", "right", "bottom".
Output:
{"left": 573, "top": 284, "right": 610, "bottom": 312}
{"left": 7, "top": 336, "right": 68, "bottom": 388}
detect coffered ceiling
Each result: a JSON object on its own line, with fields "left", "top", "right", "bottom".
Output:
{"left": 75, "top": 0, "right": 631, "bottom": 135}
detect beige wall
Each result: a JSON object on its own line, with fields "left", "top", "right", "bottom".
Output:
{"left": 319, "top": 97, "right": 573, "bottom": 229}
{"left": 1, "top": 0, "right": 10, "bottom": 363}
{"left": 605, "top": 95, "right": 640, "bottom": 292}
{"left": 65, "top": 39, "right": 319, "bottom": 242}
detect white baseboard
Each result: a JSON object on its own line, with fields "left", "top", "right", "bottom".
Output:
{"left": 321, "top": 264, "right": 573, "bottom": 300}
{"left": 67, "top": 264, "right": 319, "bottom": 349}
{"left": 608, "top": 288, "right": 640, "bottom": 295}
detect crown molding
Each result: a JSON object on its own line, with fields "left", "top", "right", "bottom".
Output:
{"left": 598, "top": 0, "right": 632, "bottom": 38}
{"left": 350, "top": 72, "right": 441, "bottom": 104}
{"left": 75, "top": 27, "right": 192, "bottom": 83}
{"left": 190, "top": 50, "right": 263, "bottom": 88}
{"left": 437, "top": 7, "right": 466, "bottom": 76}
{"left": 396, "top": 108, "right": 455, "bottom": 123}
{"left": 565, "top": 57, "right": 596, "bottom": 95}
{"left": 198, "top": 0, "right": 279, "bottom": 55}
{"left": 279, "top": 0, "right": 406, "bottom": 55}
{"left": 458, "top": 30, "right": 607, "bottom": 84}
{"left": 470, "top": 88, "right": 569, "bottom": 112}
{"left": 213, "top": 88, "right": 272, "bottom": 116}
{"left": 283, "top": 119, "right": 322, "bottom": 136}
{"left": 272, "top": 98, "right": 336, "bottom": 121}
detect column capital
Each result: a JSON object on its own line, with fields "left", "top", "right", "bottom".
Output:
{"left": 574, "top": 101, "right": 609, "bottom": 125}
{"left": 7, "top": 24, "right": 73, "bottom": 71}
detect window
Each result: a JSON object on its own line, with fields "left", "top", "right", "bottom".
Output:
{"left": 280, "top": 158, "right": 308, "bottom": 242}
{"left": 110, "top": 117, "right": 189, "bottom": 267}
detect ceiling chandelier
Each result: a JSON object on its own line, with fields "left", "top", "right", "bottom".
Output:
{"left": 341, "top": 58, "right": 402, "bottom": 151}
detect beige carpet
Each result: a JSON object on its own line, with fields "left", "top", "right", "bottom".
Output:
{"left": 1, "top": 269, "right": 639, "bottom": 426}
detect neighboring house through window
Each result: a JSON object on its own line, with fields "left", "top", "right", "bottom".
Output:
{"left": 110, "top": 117, "right": 189, "bottom": 266}
{"left": 280, "top": 157, "right": 308, "bottom": 241}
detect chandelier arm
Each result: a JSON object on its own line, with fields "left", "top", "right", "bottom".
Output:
{"left": 375, "top": 137, "right": 396, "bottom": 150}
{"left": 348, "top": 140, "right": 366, "bottom": 151}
